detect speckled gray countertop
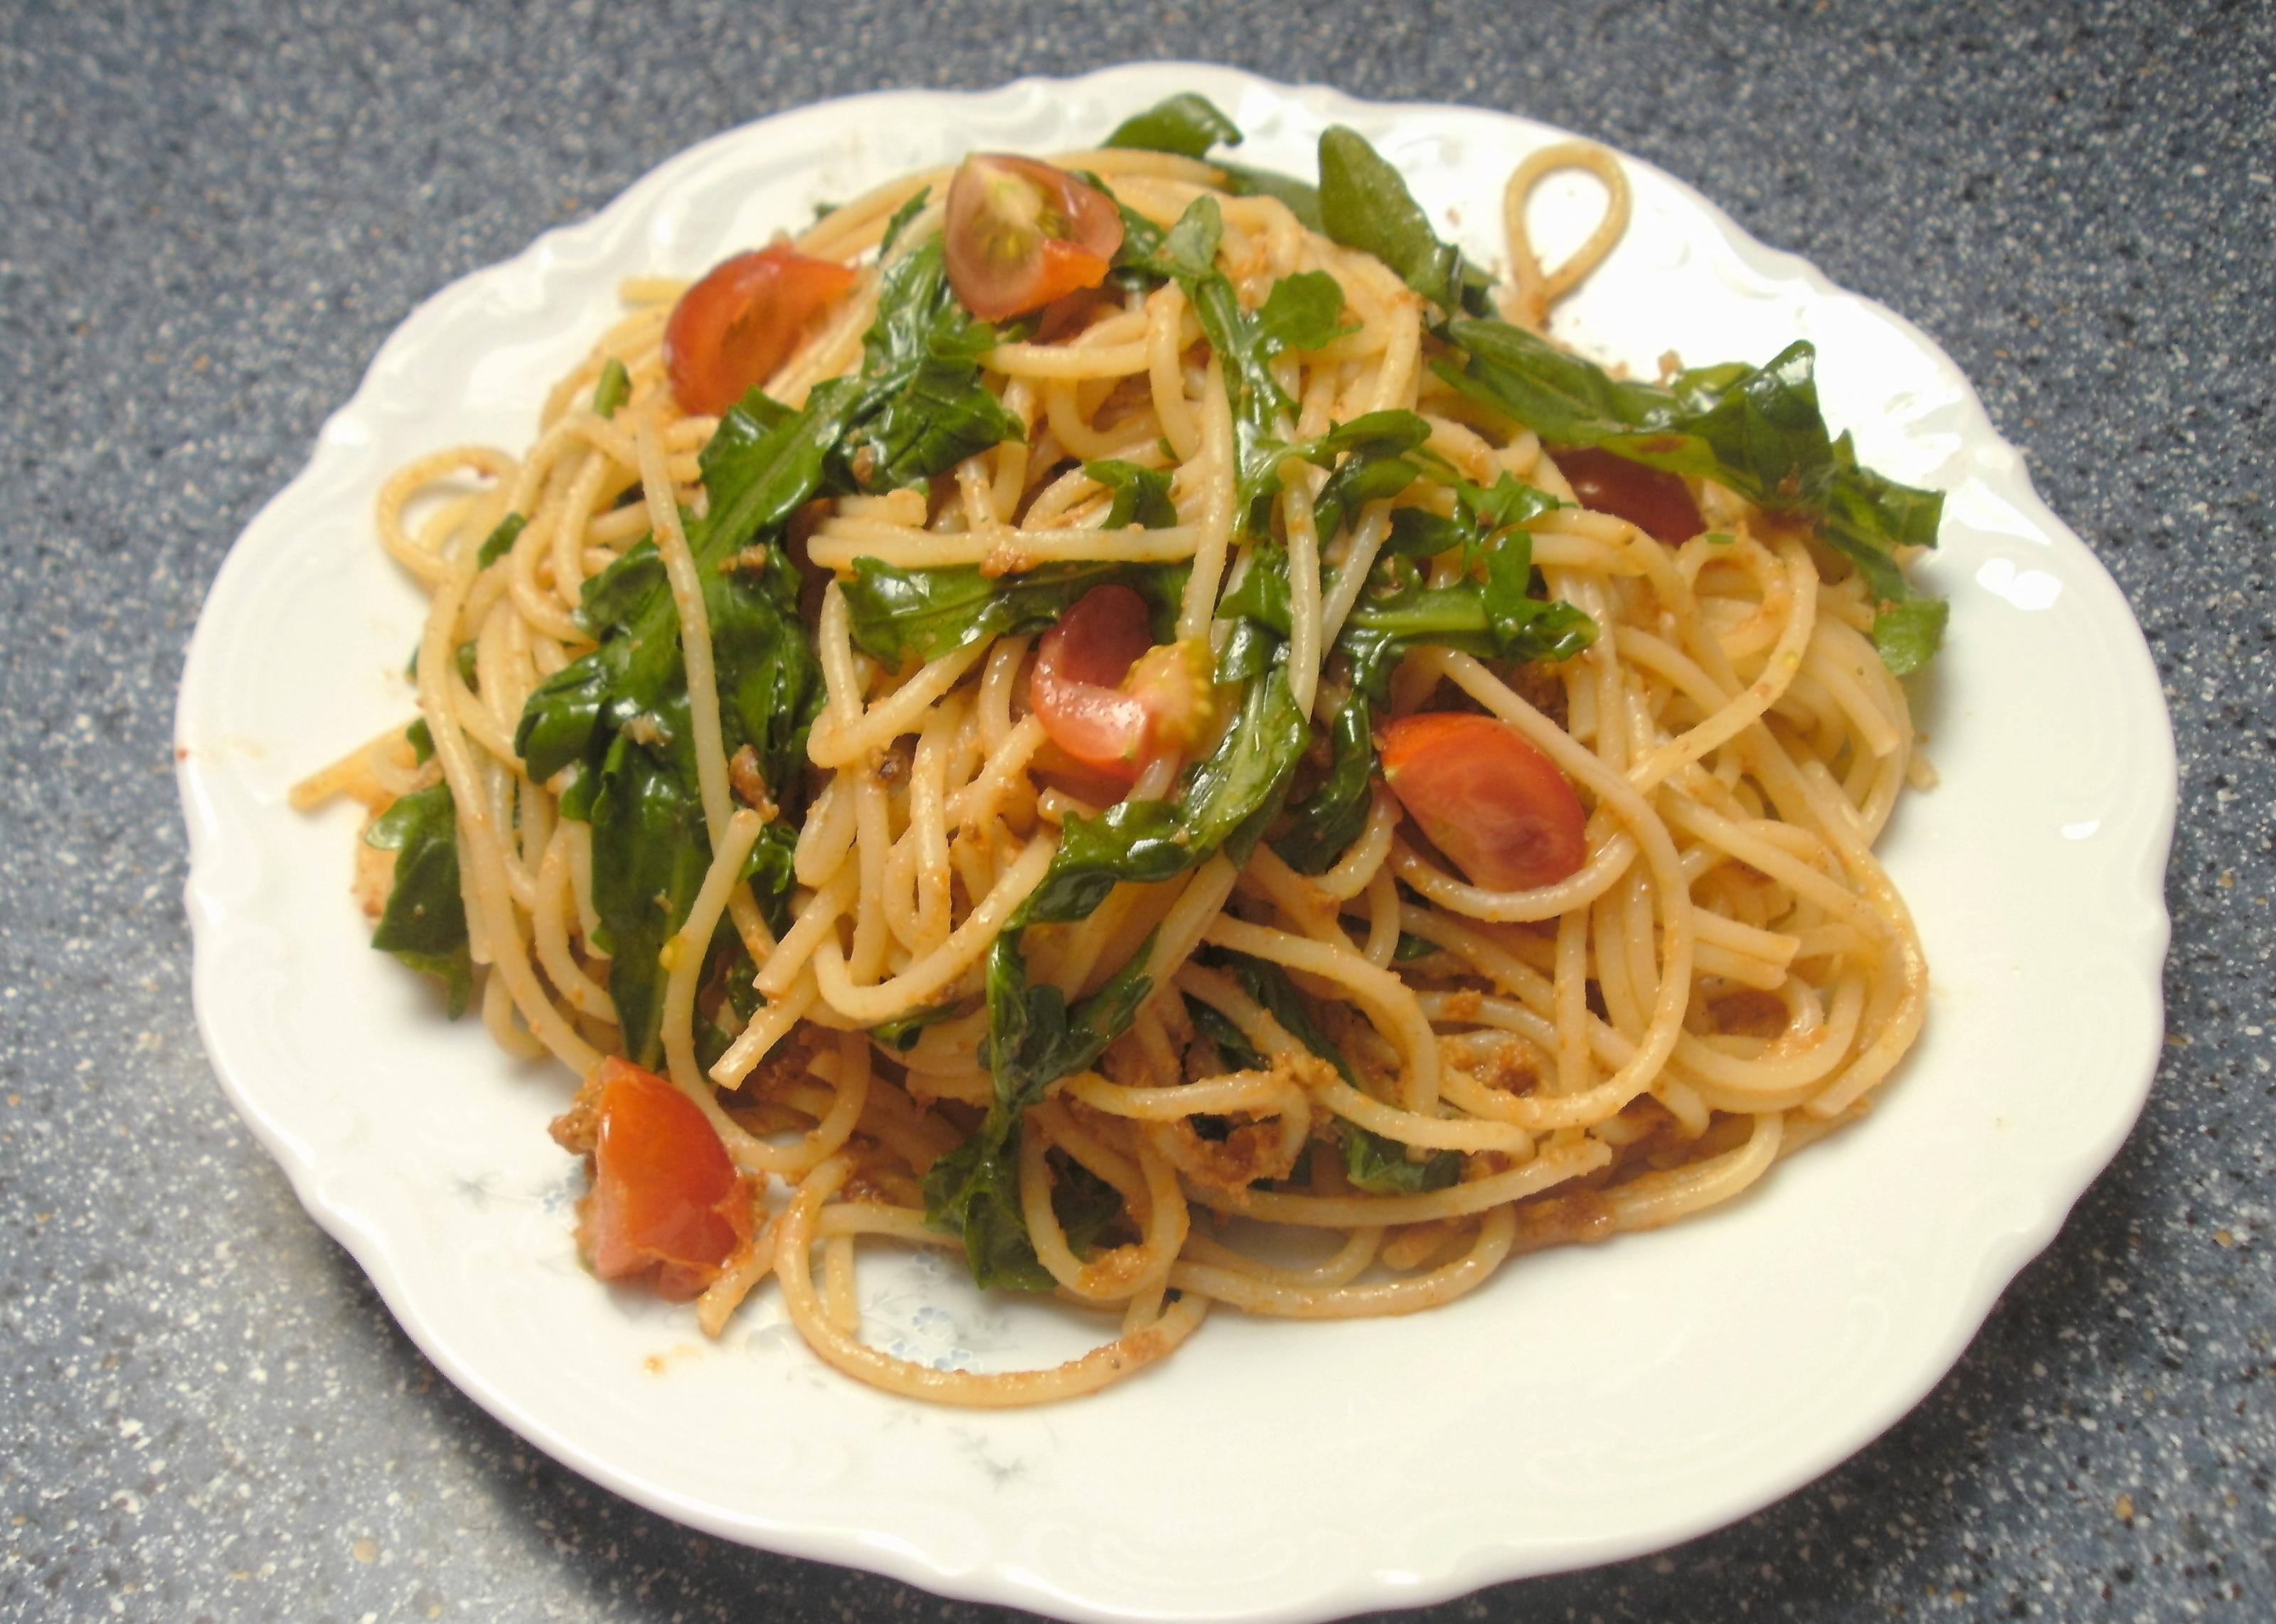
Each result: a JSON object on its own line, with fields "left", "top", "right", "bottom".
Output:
{"left": 4, "top": 1, "right": 2271, "bottom": 1619}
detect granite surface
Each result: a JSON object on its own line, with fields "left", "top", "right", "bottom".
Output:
{"left": 4, "top": 0, "right": 2271, "bottom": 1618}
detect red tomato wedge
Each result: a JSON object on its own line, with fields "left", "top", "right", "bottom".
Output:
{"left": 1551, "top": 446, "right": 1704, "bottom": 544}
{"left": 664, "top": 245, "right": 858, "bottom": 417}
{"left": 578, "top": 1058, "right": 751, "bottom": 1301}
{"left": 1029, "top": 585, "right": 1212, "bottom": 784}
{"left": 945, "top": 154, "right": 1123, "bottom": 322}
{"left": 1380, "top": 712, "right": 1589, "bottom": 892}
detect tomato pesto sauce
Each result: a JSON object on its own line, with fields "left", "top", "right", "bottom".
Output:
{"left": 310, "top": 88, "right": 1943, "bottom": 1406}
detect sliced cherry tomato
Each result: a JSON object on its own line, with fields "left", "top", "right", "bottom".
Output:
{"left": 1551, "top": 446, "right": 1704, "bottom": 544}
{"left": 664, "top": 245, "right": 858, "bottom": 417}
{"left": 945, "top": 154, "right": 1123, "bottom": 322}
{"left": 1380, "top": 712, "right": 1589, "bottom": 892}
{"left": 578, "top": 1058, "right": 751, "bottom": 1301}
{"left": 1029, "top": 585, "right": 1212, "bottom": 784}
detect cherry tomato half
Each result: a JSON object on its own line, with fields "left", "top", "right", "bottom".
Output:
{"left": 1551, "top": 446, "right": 1704, "bottom": 544}
{"left": 578, "top": 1057, "right": 751, "bottom": 1301}
{"left": 1380, "top": 712, "right": 1589, "bottom": 892}
{"left": 1029, "top": 585, "right": 1212, "bottom": 784}
{"left": 664, "top": 245, "right": 858, "bottom": 417}
{"left": 945, "top": 154, "right": 1123, "bottom": 323}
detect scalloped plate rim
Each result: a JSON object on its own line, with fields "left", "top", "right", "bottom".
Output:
{"left": 175, "top": 61, "right": 2176, "bottom": 1624}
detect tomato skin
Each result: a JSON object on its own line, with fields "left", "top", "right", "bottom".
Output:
{"left": 664, "top": 246, "right": 858, "bottom": 417}
{"left": 1379, "top": 712, "right": 1589, "bottom": 892}
{"left": 578, "top": 1058, "right": 751, "bottom": 1301}
{"left": 1551, "top": 446, "right": 1704, "bottom": 544}
{"left": 945, "top": 155, "right": 1123, "bottom": 322}
{"left": 1028, "top": 585, "right": 1211, "bottom": 783}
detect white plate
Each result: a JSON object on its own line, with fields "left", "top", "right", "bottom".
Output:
{"left": 176, "top": 63, "right": 2176, "bottom": 1624}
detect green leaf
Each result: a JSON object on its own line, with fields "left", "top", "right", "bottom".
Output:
{"left": 1105, "top": 92, "right": 1243, "bottom": 158}
{"left": 1271, "top": 693, "right": 1375, "bottom": 875}
{"left": 1083, "top": 459, "right": 1178, "bottom": 529}
{"left": 1870, "top": 596, "right": 1949, "bottom": 678}
{"left": 1216, "top": 162, "right": 1324, "bottom": 232}
{"left": 1135, "top": 197, "right": 1309, "bottom": 538}
{"left": 922, "top": 934, "right": 1157, "bottom": 1290}
{"left": 1336, "top": 476, "right": 1595, "bottom": 688}
{"left": 476, "top": 512, "right": 525, "bottom": 568}
{"left": 1341, "top": 1126, "right": 1461, "bottom": 1193}
{"left": 877, "top": 186, "right": 930, "bottom": 256}
{"left": 870, "top": 998, "right": 975, "bottom": 1054}
{"left": 1437, "top": 319, "right": 1946, "bottom": 670}
{"left": 1287, "top": 408, "right": 1439, "bottom": 543}
{"left": 1023, "top": 659, "right": 1309, "bottom": 925}
{"left": 1184, "top": 994, "right": 1264, "bottom": 1071}
{"left": 1052, "top": 1155, "right": 1126, "bottom": 1256}
{"left": 835, "top": 236, "right": 1024, "bottom": 493}
{"left": 513, "top": 389, "right": 840, "bottom": 1062}
{"left": 366, "top": 782, "right": 472, "bottom": 1017}
{"left": 592, "top": 358, "right": 631, "bottom": 420}
{"left": 1149, "top": 193, "right": 1225, "bottom": 281}
{"left": 1208, "top": 948, "right": 1462, "bottom": 1194}
{"left": 1213, "top": 949, "right": 1354, "bottom": 1084}
{"left": 1392, "top": 931, "right": 1440, "bottom": 963}
{"left": 1317, "top": 126, "right": 1464, "bottom": 314}
{"left": 1441, "top": 322, "right": 1831, "bottom": 508}
{"left": 839, "top": 557, "right": 1186, "bottom": 667}
{"left": 1253, "top": 270, "right": 1354, "bottom": 353}
{"left": 927, "top": 650, "right": 1311, "bottom": 1291}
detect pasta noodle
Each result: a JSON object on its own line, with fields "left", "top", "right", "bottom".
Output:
{"left": 298, "top": 111, "right": 1935, "bottom": 1409}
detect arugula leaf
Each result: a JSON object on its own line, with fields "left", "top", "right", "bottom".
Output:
{"left": 1272, "top": 696, "right": 1375, "bottom": 875}
{"left": 1217, "top": 162, "right": 1325, "bottom": 231}
{"left": 1084, "top": 459, "right": 1178, "bottom": 530}
{"left": 1148, "top": 193, "right": 1225, "bottom": 280}
{"left": 922, "top": 934, "right": 1156, "bottom": 1289}
{"left": 1343, "top": 1127, "right": 1460, "bottom": 1193}
{"left": 1336, "top": 483, "right": 1598, "bottom": 688}
{"left": 1137, "top": 197, "right": 1336, "bottom": 536}
{"left": 1437, "top": 319, "right": 1946, "bottom": 669}
{"left": 927, "top": 651, "right": 1309, "bottom": 1285}
{"left": 1105, "top": 92, "right": 1243, "bottom": 159}
{"left": 1254, "top": 270, "right": 1354, "bottom": 353}
{"left": 571, "top": 538, "right": 665, "bottom": 639}
{"left": 365, "top": 782, "right": 473, "bottom": 1017}
{"left": 1442, "top": 322, "right": 1824, "bottom": 504}
{"left": 1868, "top": 596, "right": 1950, "bottom": 678}
{"left": 839, "top": 557, "right": 1186, "bottom": 666}
{"left": 1291, "top": 408, "right": 1438, "bottom": 543}
{"left": 477, "top": 513, "right": 525, "bottom": 568}
{"left": 1272, "top": 475, "right": 1588, "bottom": 874}
{"left": 1392, "top": 931, "right": 1440, "bottom": 963}
{"left": 870, "top": 998, "right": 974, "bottom": 1054}
{"left": 513, "top": 390, "right": 841, "bottom": 1061}
{"left": 1317, "top": 125, "right": 1466, "bottom": 314}
{"left": 1185, "top": 994, "right": 1265, "bottom": 1071}
{"left": 877, "top": 187, "right": 930, "bottom": 256}
{"left": 518, "top": 223, "right": 1046, "bottom": 1057}
{"left": 693, "top": 933, "right": 766, "bottom": 1073}
{"left": 1100, "top": 108, "right": 1325, "bottom": 230}
{"left": 1339, "top": 552, "right": 1597, "bottom": 689}
{"left": 592, "top": 358, "right": 631, "bottom": 420}
{"left": 1208, "top": 947, "right": 1462, "bottom": 1192}
{"left": 1021, "top": 658, "right": 1307, "bottom": 925}
{"left": 1211, "top": 949, "right": 1354, "bottom": 1084}
{"left": 1053, "top": 1155, "right": 1127, "bottom": 1256}
{"left": 834, "top": 234, "right": 1024, "bottom": 493}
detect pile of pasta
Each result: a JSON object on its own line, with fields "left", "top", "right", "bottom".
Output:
{"left": 299, "top": 132, "right": 1930, "bottom": 1407}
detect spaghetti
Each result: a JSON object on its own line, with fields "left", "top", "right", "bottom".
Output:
{"left": 297, "top": 104, "right": 1939, "bottom": 1408}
